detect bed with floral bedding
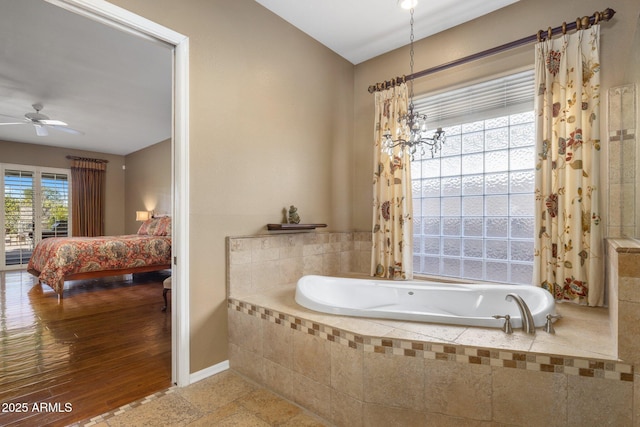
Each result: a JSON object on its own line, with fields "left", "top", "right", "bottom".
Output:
{"left": 27, "top": 216, "right": 171, "bottom": 299}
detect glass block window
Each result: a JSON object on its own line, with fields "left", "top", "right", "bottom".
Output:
{"left": 411, "top": 70, "right": 535, "bottom": 284}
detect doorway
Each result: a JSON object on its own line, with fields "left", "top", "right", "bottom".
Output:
{"left": 45, "top": 0, "right": 191, "bottom": 387}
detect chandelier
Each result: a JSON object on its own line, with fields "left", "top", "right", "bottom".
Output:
{"left": 382, "top": 6, "right": 445, "bottom": 159}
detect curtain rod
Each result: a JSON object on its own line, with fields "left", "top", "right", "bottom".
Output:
{"left": 367, "top": 7, "right": 616, "bottom": 93}
{"left": 66, "top": 155, "right": 109, "bottom": 163}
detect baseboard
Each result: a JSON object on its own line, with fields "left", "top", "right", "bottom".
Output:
{"left": 189, "top": 360, "right": 229, "bottom": 384}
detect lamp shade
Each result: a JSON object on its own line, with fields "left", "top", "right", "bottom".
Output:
{"left": 136, "top": 211, "right": 151, "bottom": 221}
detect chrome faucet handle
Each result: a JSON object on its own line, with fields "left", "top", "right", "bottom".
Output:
{"left": 493, "top": 314, "right": 513, "bottom": 334}
{"left": 544, "top": 314, "right": 562, "bottom": 334}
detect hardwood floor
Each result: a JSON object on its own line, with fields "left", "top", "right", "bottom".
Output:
{"left": 0, "top": 269, "right": 172, "bottom": 426}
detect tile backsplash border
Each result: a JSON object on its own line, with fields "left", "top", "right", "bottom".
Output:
{"left": 228, "top": 297, "right": 633, "bottom": 383}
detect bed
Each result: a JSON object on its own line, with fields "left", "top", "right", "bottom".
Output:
{"left": 27, "top": 216, "right": 172, "bottom": 299}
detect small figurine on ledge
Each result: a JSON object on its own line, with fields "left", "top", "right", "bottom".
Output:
{"left": 288, "top": 205, "right": 301, "bottom": 224}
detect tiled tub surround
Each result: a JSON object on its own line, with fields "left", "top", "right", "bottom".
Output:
{"left": 227, "top": 233, "right": 637, "bottom": 426}
{"left": 226, "top": 232, "right": 372, "bottom": 298}
{"left": 607, "top": 84, "right": 637, "bottom": 238}
{"left": 608, "top": 238, "right": 640, "bottom": 368}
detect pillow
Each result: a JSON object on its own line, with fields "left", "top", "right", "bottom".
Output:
{"left": 137, "top": 216, "right": 171, "bottom": 236}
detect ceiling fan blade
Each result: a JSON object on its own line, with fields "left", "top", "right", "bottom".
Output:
{"left": 0, "top": 113, "right": 23, "bottom": 120}
{"left": 48, "top": 125, "right": 84, "bottom": 135}
{"left": 40, "top": 119, "right": 68, "bottom": 126}
{"left": 1, "top": 106, "right": 82, "bottom": 137}
{"left": 34, "top": 124, "right": 48, "bottom": 136}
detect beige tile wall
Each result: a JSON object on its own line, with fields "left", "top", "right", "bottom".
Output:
{"left": 607, "top": 84, "right": 637, "bottom": 238}
{"left": 608, "top": 238, "right": 640, "bottom": 368}
{"left": 226, "top": 232, "right": 371, "bottom": 298}
{"left": 608, "top": 238, "right": 621, "bottom": 354}
{"left": 227, "top": 233, "right": 638, "bottom": 426}
{"left": 228, "top": 299, "right": 634, "bottom": 426}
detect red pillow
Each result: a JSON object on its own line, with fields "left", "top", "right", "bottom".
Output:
{"left": 137, "top": 216, "right": 171, "bottom": 236}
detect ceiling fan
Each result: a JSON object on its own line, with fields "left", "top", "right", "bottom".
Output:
{"left": 0, "top": 103, "right": 83, "bottom": 136}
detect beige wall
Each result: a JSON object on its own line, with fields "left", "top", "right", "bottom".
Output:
{"left": 124, "top": 139, "right": 171, "bottom": 234}
{"left": 109, "top": 0, "right": 355, "bottom": 372}
{"left": 625, "top": 13, "right": 640, "bottom": 85}
{"left": 353, "top": 0, "right": 640, "bottom": 230}
{"left": 0, "top": 139, "right": 126, "bottom": 235}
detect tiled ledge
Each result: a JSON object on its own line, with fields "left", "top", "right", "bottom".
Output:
{"left": 606, "top": 238, "right": 640, "bottom": 368}
{"left": 608, "top": 237, "right": 640, "bottom": 253}
{"left": 228, "top": 297, "right": 633, "bottom": 383}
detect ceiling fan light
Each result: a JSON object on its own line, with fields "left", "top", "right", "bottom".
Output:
{"left": 399, "top": 0, "right": 418, "bottom": 10}
{"left": 34, "top": 124, "right": 48, "bottom": 137}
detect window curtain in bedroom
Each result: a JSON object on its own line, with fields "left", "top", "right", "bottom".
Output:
{"left": 533, "top": 25, "right": 604, "bottom": 306}
{"left": 371, "top": 84, "right": 413, "bottom": 280}
{"left": 70, "top": 159, "right": 106, "bottom": 237}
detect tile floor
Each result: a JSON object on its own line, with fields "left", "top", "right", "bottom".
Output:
{"left": 75, "top": 370, "right": 330, "bottom": 426}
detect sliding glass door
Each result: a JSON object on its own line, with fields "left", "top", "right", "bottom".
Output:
{"left": 1, "top": 164, "right": 70, "bottom": 269}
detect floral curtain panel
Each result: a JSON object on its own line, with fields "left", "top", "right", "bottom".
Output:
{"left": 371, "top": 84, "right": 413, "bottom": 280}
{"left": 533, "top": 26, "right": 604, "bottom": 306}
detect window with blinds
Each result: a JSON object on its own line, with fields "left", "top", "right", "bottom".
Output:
{"left": 411, "top": 69, "right": 536, "bottom": 284}
{"left": 2, "top": 165, "right": 70, "bottom": 268}
{"left": 41, "top": 172, "right": 69, "bottom": 238}
{"left": 3, "top": 170, "right": 34, "bottom": 266}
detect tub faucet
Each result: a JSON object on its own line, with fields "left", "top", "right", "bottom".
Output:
{"left": 505, "top": 293, "right": 535, "bottom": 335}
{"left": 544, "top": 313, "right": 562, "bottom": 334}
{"left": 492, "top": 314, "right": 513, "bottom": 334}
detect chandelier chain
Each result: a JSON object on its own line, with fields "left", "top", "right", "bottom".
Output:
{"left": 408, "top": 8, "right": 415, "bottom": 110}
{"left": 381, "top": 6, "right": 446, "bottom": 159}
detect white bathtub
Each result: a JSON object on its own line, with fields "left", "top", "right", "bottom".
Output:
{"left": 295, "top": 275, "right": 556, "bottom": 329}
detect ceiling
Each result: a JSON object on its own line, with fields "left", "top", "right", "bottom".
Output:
{"left": 0, "top": 0, "right": 518, "bottom": 156}
{"left": 255, "top": 0, "right": 519, "bottom": 64}
{"left": 0, "top": 0, "right": 172, "bottom": 156}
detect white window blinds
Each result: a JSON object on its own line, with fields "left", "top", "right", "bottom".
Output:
{"left": 413, "top": 69, "right": 535, "bottom": 129}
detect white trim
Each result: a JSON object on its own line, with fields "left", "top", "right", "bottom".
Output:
{"left": 44, "top": 0, "right": 185, "bottom": 46}
{"left": 44, "top": 0, "right": 191, "bottom": 387}
{"left": 189, "top": 360, "right": 230, "bottom": 385}
{"left": 172, "top": 37, "right": 191, "bottom": 387}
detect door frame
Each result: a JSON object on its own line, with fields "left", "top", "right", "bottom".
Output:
{"left": 45, "top": 0, "right": 191, "bottom": 387}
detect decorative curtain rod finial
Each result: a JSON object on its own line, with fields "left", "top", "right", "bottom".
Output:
{"left": 601, "top": 7, "right": 615, "bottom": 21}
